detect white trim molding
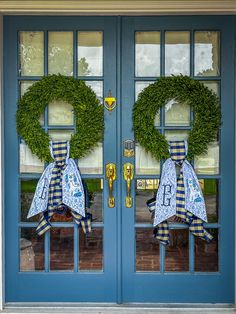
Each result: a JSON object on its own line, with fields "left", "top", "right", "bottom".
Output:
{"left": 0, "top": 0, "right": 236, "bottom": 14}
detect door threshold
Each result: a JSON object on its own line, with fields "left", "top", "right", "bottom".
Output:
{"left": 2, "top": 303, "right": 236, "bottom": 313}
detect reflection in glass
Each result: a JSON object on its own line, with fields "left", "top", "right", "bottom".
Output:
{"left": 165, "top": 130, "right": 189, "bottom": 142}
{"left": 136, "top": 229, "right": 160, "bottom": 272}
{"left": 194, "top": 31, "right": 220, "bottom": 77}
{"left": 135, "top": 144, "right": 160, "bottom": 175}
{"left": 20, "top": 228, "right": 44, "bottom": 271}
{"left": 135, "top": 81, "right": 160, "bottom": 126}
{"left": 48, "top": 32, "right": 73, "bottom": 76}
{"left": 78, "top": 32, "right": 103, "bottom": 76}
{"left": 21, "top": 179, "right": 40, "bottom": 222}
{"left": 51, "top": 208, "right": 73, "bottom": 223}
{"left": 199, "top": 179, "right": 218, "bottom": 223}
{"left": 50, "top": 228, "right": 74, "bottom": 271}
{"left": 85, "top": 179, "right": 103, "bottom": 222}
{"left": 165, "top": 229, "right": 189, "bottom": 272}
{"left": 49, "top": 130, "right": 73, "bottom": 141}
{"left": 136, "top": 179, "right": 159, "bottom": 223}
{"left": 79, "top": 228, "right": 103, "bottom": 271}
{"left": 48, "top": 100, "right": 74, "bottom": 126}
{"left": 20, "top": 81, "right": 34, "bottom": 96}
{"left": 135, "top": 32, "right": 160, "bottom": 77}
{"left": 202, "top": 81, "right": 220, "bottom": 96}
{"left": 20, "top": 82, "right": 44, "bottom": 125}
{"left": 20, "top": 139, "right": 44, "bottom": 173}
{"left": 85, "top": 81, "right": 103, "bottom": 103}
{"left": 195, "top": 229, "right": 218, "bottom": 272}
{"left": 195, "top": 141, "right": 219, "bottom": 175}
{"left": 19, "top": 31, "right": 44, "bottom": 76}
{"left": 165, "top": 31, "right": 190, "bottom": 76}
{"left": 165, "top": 99, "right": 190, "bottom": 126}
{"left": 78, "top": 143, "right": 103, "bottom": 174}
{"left": 135, "top": 81, "right": 153, "bottom": 101}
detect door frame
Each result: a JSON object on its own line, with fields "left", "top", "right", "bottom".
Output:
{"left": 0, "top": 14, "right": 236, "bottom": 307}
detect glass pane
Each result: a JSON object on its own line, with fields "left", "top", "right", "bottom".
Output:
{"left": 50, "top": 228, "right": 74, "bottom": 271}
{"left": 19, "top": 31, "right": 44, "bottom": 76}
{"left": 20, "top": 228, "right": 44, "bottom": 271}
{"left": 195, "top": 229, "right": 218, "bottom": 272}
{"left": 48, "top": 32, "right": 73, "bottom": 76}
{"left": 21, "top": 179, "right": 40, "bottom": 222}
{"left": 135, "top": 32, "right": 160, "bottom": 77}
{"left": 85, "top": 179, "right": 103, "bottom": 223}
{"left": 135, "top": 81, "right": 160, "bottom": 126}
{"left": 136, "top": 179, "right": 159, "bottom": 223}
{"left": 48, "top": 100, "right": 74, "bottom": 126}
{"left": 79, "top": 228, "right": 103, "bottom": 271}
{"left": 200, "top": 179, "right": 218, "bottom": 223}
{"left": 194, "top": 31, "right": 220, "bottom": 77}
{"left": 165, "top": 130, "right": 189, "bottom": 142}
{"left": 165, "top": 99, "right": 190, "bottom": 126}
{"left": 195, "top": 141, "right": 219, "bottom": 175}
{"left": 20, "top": 82, "right": 44, "bottom": 125}
{"left": 202, "top": 81, "right": 220, "bottom": 96}
{"left": 20, "top": 81, "right": 34, "bottom": 96}
{"left": 165, "top": 31, "right": 190, "bottom": 76}
{"left": 78, "top": 32, "right": 103, "bottom": 76}
{"left": 85, "top": 81, "right": 103, "bottom": 103}
{"left": 78, "top": 143, "right": 103, "bottom": 174}
{"left": 49, "top": 130, "right": 73, "bottom": 141}
{"left": 20, "top": 139, "right": 44, "bottom": 173}
{"left": 165, "top": 229, "right": 189, "bottom": 272}
{"left": 136, "top": 229, "right": 160, "bottom": 272}
{"left": 51, "top": 209, "right": 73, "bottom": 223}
{"left": 135, "top": 144, "right": 160, "bottom": 175}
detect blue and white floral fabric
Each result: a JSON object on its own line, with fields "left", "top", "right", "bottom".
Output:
{"left": 27, "top": 141, "right": 91, "bottom": 235}
{"left": 151, "top": 140, "right": 212, "bottom": 245}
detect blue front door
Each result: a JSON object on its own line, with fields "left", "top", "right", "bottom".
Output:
{"left": 4, "top": 16, "right": 235, "bottom": 303}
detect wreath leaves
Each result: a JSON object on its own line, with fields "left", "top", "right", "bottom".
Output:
{"left": 133, "top": 75, "right": 221, "bottom": 161}
{"left": 16, "top": 74, "right": 104, "bottom": 163}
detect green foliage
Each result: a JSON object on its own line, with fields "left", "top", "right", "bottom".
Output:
{"left": 133, "top": 75, "right": 221, "bottom": 161}
{"left": 16, "top": 74, "right": 104, "bottom": 162}
{"left": 21, "top": 180, "right": 38, "bottom": 193}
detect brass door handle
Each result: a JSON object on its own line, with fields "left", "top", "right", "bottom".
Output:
{"left": 106, "top": 163, "right": 116, "bottom": 208}
{"left": 123, "top": 163, "right": 134, "bottom": 208}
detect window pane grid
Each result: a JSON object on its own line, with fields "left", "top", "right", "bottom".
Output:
{"left": 135, "top": 29, "right": 220, "bottom": 274}
{"left": 135, "top": 226, "right": 219, "bottom": 273}
{"left": 18, "top": 29, "right": 105, "bottom": 273}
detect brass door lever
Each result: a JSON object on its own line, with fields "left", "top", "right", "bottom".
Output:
{"left": 106, "top": 163, "right": 116, "bottom": 207}
{"left": 123, "top": 163, "right": 134, "bottom": 208}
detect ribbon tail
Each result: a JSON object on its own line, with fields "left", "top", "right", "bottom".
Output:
{"left": 71, "top": 211, "right": 92, "bottom": 235}
{"left": 36, "top": 212, "right": 52, "bottom": 236}
{"left": 189, "top": 217, "right": 213, "bottom": 242}
{"left": 154, "top": 221, "right": 169, "bottom": 245}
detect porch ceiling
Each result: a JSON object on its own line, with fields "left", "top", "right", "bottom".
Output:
{"left": 0, "top": 0, "right": 236, "bottom": 14}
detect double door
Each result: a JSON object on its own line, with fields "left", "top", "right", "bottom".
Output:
{"left": 4, "top": 16, "right": 235, "bottom": 303}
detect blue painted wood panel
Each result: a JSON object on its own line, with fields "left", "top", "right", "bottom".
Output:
{"left": 121, "top": 16, "right": 235, "bottom": 303}
{"left": 4, "top": 15, "right": 235, "bottom": 303}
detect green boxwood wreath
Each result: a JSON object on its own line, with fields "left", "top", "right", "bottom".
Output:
{"left": 133, "top": 75, "right": 221, "bottom": 161}
{"left": 16, "top": 74, "right": 104, "bottom": 162}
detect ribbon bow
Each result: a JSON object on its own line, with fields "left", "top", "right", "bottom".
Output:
{"left": 149, "top": 140, "right": 213, "bottom": 245}
{"left": 27, "top": 141, "right": 92, "bottom": 235}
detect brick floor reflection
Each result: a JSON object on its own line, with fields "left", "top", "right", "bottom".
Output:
{"left": 22, "top": 226, "right": 218, "bottom": 272}
{"left": 79, "top": 228, "right": 103, "bottom": 270}
{"left": 136, "top": 229, "right": 160, "bottom": 271}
